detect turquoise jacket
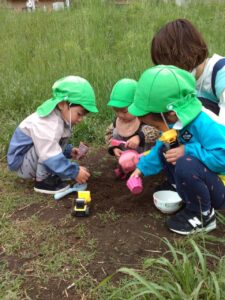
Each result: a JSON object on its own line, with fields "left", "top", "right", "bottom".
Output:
{"left": 137, "top": 111, "right": 225, "bottom": 176}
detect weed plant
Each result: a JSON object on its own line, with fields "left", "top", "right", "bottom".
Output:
{"left": 98, "top": 237, "right": 225, "bottom": 300}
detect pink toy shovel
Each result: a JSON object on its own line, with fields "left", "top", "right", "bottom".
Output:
{"left": 111, "top": 139, "right": 127, "bottom": 147}
{"left": 126, "top": 176, "right": 143, "bottom": 194}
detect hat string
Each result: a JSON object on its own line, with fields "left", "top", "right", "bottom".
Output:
{"left": 160, "top": 112, "right": 169, "bottom": 129}
{"left": 69, "top": 106, "right": 72, "bottom": 131}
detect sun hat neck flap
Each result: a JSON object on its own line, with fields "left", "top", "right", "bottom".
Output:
{"left": 107, "top": 78, "right": 137, "bottom": 108}
{"left": 167, "top": 94, "right": 202, "bottom": 127}
{"left": 128, "top": 65, "right": 202, "bottom": 126}
{"left": 37, "top": 76, "right": 98, "bottom": 117}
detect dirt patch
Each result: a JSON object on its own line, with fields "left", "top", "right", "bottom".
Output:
{"left": 6, "top": 148, "right": 225, "bottom": 299}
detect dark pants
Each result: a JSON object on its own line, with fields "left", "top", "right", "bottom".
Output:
{"left": 162, "top": 154, "right": 225, "bottom": 213}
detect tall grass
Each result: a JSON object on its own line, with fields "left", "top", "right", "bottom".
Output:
{"left": 0, "top": 0, "right": 225, "bottom": 156}
{"left": 98, "top": 237, "right": 225, "bottom": 300}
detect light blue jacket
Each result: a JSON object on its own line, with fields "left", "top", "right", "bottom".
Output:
{"left": 137, "top": 111, "right": 225, "bottom": 177}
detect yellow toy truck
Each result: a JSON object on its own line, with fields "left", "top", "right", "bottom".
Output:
{"left": 71, "top": 191, "right": 91, "bottom": 217}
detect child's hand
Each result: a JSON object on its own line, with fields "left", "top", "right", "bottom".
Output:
{"left": 125, "top": 135, "right": 140, "bottom": 149}
{"left": 130, "top": 168, "right": 142, "bottom": 178}
{"left": 71, "top": 147, "right": 79, "bottom": 160}
{"left": 77, "top": 142, "right": 89, "bottom": 160}
{"left": 76, "top": 166, "right": 90, "bottom": 183}
{"left": 164, "top": 145, "right": 184, "bottom": 164}
{"left": 113, "top": 148, "right": 123, "bottom": 158}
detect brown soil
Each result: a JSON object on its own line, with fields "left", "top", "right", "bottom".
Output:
{"left": 3, "top": 148, "right": 225, "bottom": 299}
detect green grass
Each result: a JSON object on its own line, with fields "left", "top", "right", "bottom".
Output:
{"left": 1, "top": 0, "right": 225, "bottom": 298}
{"left": 0, "top": 162, "right": 98, "bottom": 298}
{"left": 97, "top": 236, "right": 225, "bottom": 299}
{"left": 97, "top": 207, "right": 121, "bottom": 223}
{"left": 1, "top": 0, "right": 225, "bottom": 155}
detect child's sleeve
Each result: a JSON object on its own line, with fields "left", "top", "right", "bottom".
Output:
{"left": 184, "top": 120, "right": 225, "bottom": 173}
{"left": 138, "top": 124, "right": 161, "bottom": 148}
{"left": 63, "top": 144, "right": 73, "bottom": 158}
{"left": 44, "top": 152, "right": 79, "bottom": 179}
{"left": 137, "top": 140, "right": 164, "bottom": 176}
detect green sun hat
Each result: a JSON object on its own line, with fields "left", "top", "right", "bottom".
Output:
{"left": 37, "top": 76, "right": 98, "bottom": 117}
{"left": 128, "top": 65, "right": 202, "bottom": 127}
{"left": 107, "top": 78, "right": 137, "bottom": 108}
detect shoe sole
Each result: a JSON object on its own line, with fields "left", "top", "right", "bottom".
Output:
{"left": 169, "top": 220, "right": 217, "bottom": 235}
{"left": 34, "top": 184, "right": 70, "bottom": 195}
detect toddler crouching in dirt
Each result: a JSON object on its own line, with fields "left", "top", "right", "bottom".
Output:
{"left": 7, "top": 76, "right": 98, "bottom": 194}
{"left": 105, "top": 78, "right": 160, "bottom": 177}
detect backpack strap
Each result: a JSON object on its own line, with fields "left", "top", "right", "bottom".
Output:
{"left": 211, "top": 58, "right": 225, "bottom": 98}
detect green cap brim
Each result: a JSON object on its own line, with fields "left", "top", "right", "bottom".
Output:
{"left": 128, "top": 102, "right": 150, "bottom": 117}
{"left": 37, "top": 97, "right": 98, "bottom": 117}
{"left": 82, "top": 103, "right": 99, "bottom": 113}
{"left": 107, "top": 99, "right": 130, "bottom": 108}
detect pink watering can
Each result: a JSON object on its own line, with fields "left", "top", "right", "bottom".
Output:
{"left": 119, "top": 150, "right": 143, "bottom": 173}
{"left": 126, "top": 176, "right": 143, "bottom": 194}
{"left": 114, "top": 149, "right": 148, "bottom": 178}
{"left": 111, "top": 138, "right": 149, "bottom": 175}
{"left": 111, "top": 139, "right": 144, "bottom": 173}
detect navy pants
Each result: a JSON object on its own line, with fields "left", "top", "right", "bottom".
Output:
{"left": 163, "top": 155, "right": 225, "bottom": 213}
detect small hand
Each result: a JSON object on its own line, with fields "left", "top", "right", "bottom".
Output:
{"left": 130, "top": 168, "right": 142, "bottom": 178}
{"left": 71, "top": 147, "right": 79, "bottom": 160}
{"left": 113, "top": 148, "right": 123, "bottom": 158}
{"left": 76, "top": 166, "right": 90, "bottom": 183}
{"left": 125, "top": 135, "right": 140, "bottom": 149}
{"left": 164, "top": 145, "right": 185, "bottom": 164}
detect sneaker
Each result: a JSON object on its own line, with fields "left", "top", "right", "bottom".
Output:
{"left": 166, "top": 208, "right": 216, "bottom": 235}
{"left": 34, "top": 175, "right": 70, "bottom": 195}
{"left": 154, "top": 180, "right": 176, "bottom": 192}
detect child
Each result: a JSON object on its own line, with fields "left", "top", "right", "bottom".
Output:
{"left": 129, "top": 65, "right": 225, "bottom": 235}
{"left": 7, "top": 76, "right": 98, "bottom": 194}
{"left": 150, "top": 18, "right": 225, "bottom": 120}
{"left": 105, "top": 78, "right": 160, "bottom": 174}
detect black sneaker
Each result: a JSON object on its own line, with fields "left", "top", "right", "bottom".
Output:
{"left": 154, "top": 180, "right": 176, "bottom": 192}
{"left": 34, "top": 175, "right": 70, "bottom": 195}
{"left": 166, "top": 208, "right": 216, "bottom": 235}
